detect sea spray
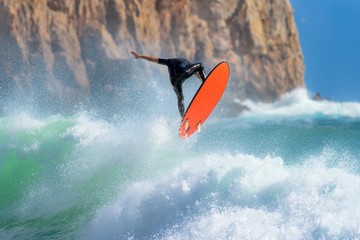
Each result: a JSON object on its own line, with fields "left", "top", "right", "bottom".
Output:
{"left": 1, "top": 88, "right": 360, "bottom": 239}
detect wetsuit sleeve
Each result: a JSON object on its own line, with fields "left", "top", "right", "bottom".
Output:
{"left": 158, "top": 58, "right": 169, "bottom": 65}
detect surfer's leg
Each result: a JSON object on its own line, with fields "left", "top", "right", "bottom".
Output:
{"left": 185, "top": 63, "right": 206, "bottom": 82}
{"left": 178, "top": 97, "right": 185, "bottom": 118}
{"left": 173, "top": 86, "right": 185, "bottom": 118}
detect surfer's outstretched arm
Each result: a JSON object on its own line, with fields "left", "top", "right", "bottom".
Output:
{"left": 130, "top": 51, "right": 158, "bottom": 63}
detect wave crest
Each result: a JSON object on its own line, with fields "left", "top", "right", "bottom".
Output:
{"left": 242, "top": 88, "right": 360, "bottom": 118}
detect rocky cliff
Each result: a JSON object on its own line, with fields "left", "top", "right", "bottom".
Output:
{"left": 0, "top": 0, "right": 304, "bottom": 115}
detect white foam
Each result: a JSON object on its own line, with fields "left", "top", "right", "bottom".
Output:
{"left": 62, "top": 113, "right": 113, "bottom": 146}
{"left": 242, "top": 88, "right": 360, "bottom": 118}
{"left": 83, "top": 152, "right": 360, "bottom": 239}
{"left": 6, "top": 112, "right": 45, "bottom": 130}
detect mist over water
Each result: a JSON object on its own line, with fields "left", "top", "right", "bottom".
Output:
{"left": 1, "top": 88, "right": 360, "bottom": 239}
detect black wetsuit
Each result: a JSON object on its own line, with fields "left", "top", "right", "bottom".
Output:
{"left": 158, "top": 58, "right": 206, "bottom": 118}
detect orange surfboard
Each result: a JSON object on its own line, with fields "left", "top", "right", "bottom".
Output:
{"left": 179, "top": 61, "right": 230, "bottom": 138}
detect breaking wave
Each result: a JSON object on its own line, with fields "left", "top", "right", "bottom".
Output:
{"left": 1, "top": 88, "right": 360, "bottom": 239}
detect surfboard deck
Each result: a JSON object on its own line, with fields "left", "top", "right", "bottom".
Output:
{"left": 179, "top": 61, "right": 230, "bottom": 139}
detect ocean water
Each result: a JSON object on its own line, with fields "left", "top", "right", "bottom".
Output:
{"left": 1, "top": 88, "right": 360, "bottom": 240}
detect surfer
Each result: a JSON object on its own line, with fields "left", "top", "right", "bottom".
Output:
{"left": 130, "top": 51, "right": 206, "bottom": 118}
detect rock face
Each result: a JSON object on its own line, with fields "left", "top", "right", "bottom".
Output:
{"left": 0, "top": 0, "right": 304, "bottom": 115}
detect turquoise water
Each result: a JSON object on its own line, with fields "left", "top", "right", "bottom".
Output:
{"left": 1, "top": 88, "right": 360, "bottom": 239}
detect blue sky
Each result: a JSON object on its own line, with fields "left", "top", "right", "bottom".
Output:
{"left": 290, "top": 0, "right": 360, "bottom": 102}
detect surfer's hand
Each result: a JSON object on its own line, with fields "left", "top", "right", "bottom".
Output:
{"left": 130, "top": 51, "right": 141, "bottom": 59}
{"left": 195, "top": 72, "right": 204, "bottom": 83}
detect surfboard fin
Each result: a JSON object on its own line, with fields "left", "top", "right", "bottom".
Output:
{"left": 196, "top": 121, "right": 201, "bottom": 133}
{"left": 184, "top": 118, "right": 189, "bottom": 129}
